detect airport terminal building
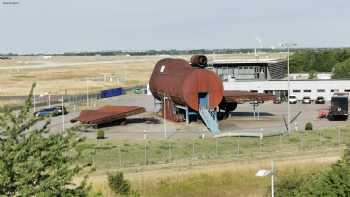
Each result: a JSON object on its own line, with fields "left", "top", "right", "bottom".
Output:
{"left": 208, "top": 59, "right": 350, "bottom": 101}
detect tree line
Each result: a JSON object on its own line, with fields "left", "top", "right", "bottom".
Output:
{"left": 290, "top": 48, "right": 350, "bottom": 79}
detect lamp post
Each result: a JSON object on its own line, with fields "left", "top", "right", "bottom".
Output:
{"left": 163, "top": 96, "right": 168, "bottom": 139}
{"left": 33, "top": 90, "right": 36, "bottom": 113}
{"left": 86, "top": 79, "right": 89, "bottom": 107}
{"left": 256, "top": 160, "right": 275, "bottom": 197}
{"left": 61, "top": 96, "right": 65, "bottom": 132}
{"left": 280, "top": 43, "right": 297, "bottom": 134}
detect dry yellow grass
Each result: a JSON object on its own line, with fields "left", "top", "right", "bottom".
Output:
{"left": 87, "top": 153, "right": 337, "bottom": 197}
{"left": 0, "top": 53, "right": 285, "bottom": 97}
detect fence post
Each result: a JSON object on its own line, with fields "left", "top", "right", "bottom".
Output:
{"left": 192, "top": 142, "right": 195, "bottom": 160}
{"left": 337, "top": 127, "right": 340, "bottom": 147}
{"left": 237, "top": 136, "right": 240, "bottom": 156}
{"left": 279, "top": 133, "right": 282, "bottom": 152}
{"left": 168, "top": 143, "right": 172, "bottom": 162}
{"left": 144, "top": 141, "right": 147, "bottom": 165}
{"left": 119, "top": 146, "right": 122, "bottom": 168}
{"left": 259, "top": 133, "right": 263, "bottom": 152}
{"left": 215, "top": 139, "right": 218, "bottom": 158}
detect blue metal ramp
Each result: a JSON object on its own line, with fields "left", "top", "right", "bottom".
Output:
{"left": 199, "top": 107, "right": 220, "bottom": 135}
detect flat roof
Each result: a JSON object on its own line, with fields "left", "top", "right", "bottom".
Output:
{"left": 234, "top": 79, "right": 350, "bottom": 82}
{"left": 209, "top": 59, "right": 285, "bottom": 65}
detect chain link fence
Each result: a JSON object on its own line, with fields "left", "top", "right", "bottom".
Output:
{"left": 79, "top": 127, "right": 348, "bottom": 170}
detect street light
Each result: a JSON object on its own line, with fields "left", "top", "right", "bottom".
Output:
{"left": 163, "top": 96, "right": 168, "bottom": 139}
{"left": 256, "top": 160, "right": 275, "bottom": 197}
{"left": 61, "top": 96, "right": 65, "bottom": 132}
{"left": 86, "top": 79, "right": 89, "bottom": 107}
{"left": 280, "top": 43, "right": 297, "bottom": 134}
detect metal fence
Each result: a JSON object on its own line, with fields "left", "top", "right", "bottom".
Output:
{"left": 81, "top": 127, "right": 347, "bottom": 170}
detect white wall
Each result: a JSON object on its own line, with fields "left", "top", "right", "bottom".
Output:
{"left": 223, "top": 80, "right": 350, "bottom": 101}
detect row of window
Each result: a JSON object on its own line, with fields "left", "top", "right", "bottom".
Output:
{"left": 292, "top": 89, "right": 350, "bottom": 93}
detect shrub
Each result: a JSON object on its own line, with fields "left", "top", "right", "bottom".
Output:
{"left": 0, "top": 84, "right": 89, "bottom": 195}
{"left": 96, "top": 130, "right": 105, "bottom": 139}
{"left": 108, "top": 172, "right": 131, "bottom": 195}
{"left": 305, "top": 122, "right": 313, "bottom": 131}
{"left": 271, "top": 171, "right": 310, "bottom": 197}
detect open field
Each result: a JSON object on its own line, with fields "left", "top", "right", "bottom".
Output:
{"left": 75, "top": 126, "right": 346, "bottom": 196}
{"left": 0, "top": 53, "right": 286, "bottom": 104}
{"left": 77, "top": 126, "right": 349, "bottom": 170}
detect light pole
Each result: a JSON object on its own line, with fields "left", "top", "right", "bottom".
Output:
{"left": 86, "top": 79, "right": 89, "bottom": 107}
{"left": 62, "top": 96, "right": 65, "bottom": 132}
{"left": 163, "top": 96, "right": 168, "bottom": 139}
{"left": 280, "top": 43, "right": 297, "bottom": 134}
{"left": 48, "top": 93, "right": 51, "bottom": 108}
{"left": 256, "top": 160, "right": 275, "bottom": 197}
{"left": 33, "top": 90, "right": 36, "bottom": 113}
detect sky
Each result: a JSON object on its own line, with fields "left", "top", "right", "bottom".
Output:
{"left": 1, "top": 0, "right": 350, "bottom": 54}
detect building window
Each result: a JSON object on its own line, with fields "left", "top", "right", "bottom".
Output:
{"left": 331, "top": 89, "right": 339, "bottom": 93}
{"left": 345, "top": 89, "right": 350, "bottom": 92}
{"left": 303, "top": 90, "right": 312, "bottom": 93}
{"left": 317, "top": 89, "right": 325, "bottom": 93}
{"left": 293, "top": 90, "right": 301, "bottom": 93}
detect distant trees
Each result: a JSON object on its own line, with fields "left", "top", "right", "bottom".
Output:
{"left": 290, "top": 49, "right": 350, "bottom": 73}
{"left": 0, "top": 84, "right": 89, "bottom": 196}
{"left": 332, "top": 58, "right": 350, "bottom": 79}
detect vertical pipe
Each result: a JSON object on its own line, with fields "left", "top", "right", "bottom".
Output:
{"left": 62, "top": 96, "right": 65, "bottom": 132}
{"left": 48, "top": 94, "right": 51, "bottom": 108}
{"left": 287, "top": 47, "right": 291, "bottom": 134}
{"left": 86, "top": 79, "right": 89, "bottom": 107}
{"left": 186, "top": 106, "right": 189, "bottom": 124}
{"left": 163, "top": 96, "right": 167, "bottom": 139}
{"left": 33, "top": 90, "right": 36, "bottom": 113}
{"left": 271, "top": 160, "right": 274, "bottom": 197}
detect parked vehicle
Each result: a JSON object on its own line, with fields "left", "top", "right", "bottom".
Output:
{"left": 133, "top": 88, "right": 146, "bottom": 94}
{"left": 302, "top": 96, "right": 312, "bottom": 104}
{"left": 315, "top": 96, "right": 325, "bottom": 104}
{"left": 34, "top": 106, "right": 68, "bottom": 117}
{"left": 328, "top": 93, "right": 348, "bottom": 120}
{"left": 289, "top": 95, "right": 297, "bottom": 104}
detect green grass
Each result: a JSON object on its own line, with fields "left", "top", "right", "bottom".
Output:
{"left": 136, "top": 164, "right": 328, "bottom": 197}
{"left": 89, "top": 160, "right": 331, "bottom": 197}
{"left": 77, "top": 126, "right": 350, "bottom": 172}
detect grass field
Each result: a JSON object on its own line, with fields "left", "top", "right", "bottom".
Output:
{"left": 77, "top": 126, "right": 348, "bottom": 171}
{"left": 0, "top": 53, "right": 286, "bottom": 106}
{"left": 75, "top": 125, "right": 348, "bottom": 196}
{"left": 86, "top": 150, "right": 337, "bottom": 197}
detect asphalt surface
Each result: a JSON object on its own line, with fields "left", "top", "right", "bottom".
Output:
{"left": 45, "top": 94, "right": 350, "bottom": 140}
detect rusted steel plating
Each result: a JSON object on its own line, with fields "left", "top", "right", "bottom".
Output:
{"left": 149, "top": 56, "right": 224, "bottom": 111}
{"left": 71, "top": 105, "right": 145, "bottom": 125}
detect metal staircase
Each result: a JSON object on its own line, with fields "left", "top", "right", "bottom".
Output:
{"left": 199, "top": 107, "right": 220, "bottom": 135}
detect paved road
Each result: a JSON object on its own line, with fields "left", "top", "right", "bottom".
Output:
{"left": 44, "top": 95, "right": 350, "bottom": 140}
{"left": 0, "top": 59, "right": 155, "bottom": 70}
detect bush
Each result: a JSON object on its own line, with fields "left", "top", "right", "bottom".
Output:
{"left": 272, "top": 172, "right": 310, "bottom": 197}
{"left": 108, "top": 172, "right": 131, "bottom": 195}
{"left": 305, "top": 122, "right": 313, "bottom": 131}
{"left": 96, "top": 130, "right": 105, "bottom": 139}
{"left": 0, "top": 84, "right": 89, "bottom": 195}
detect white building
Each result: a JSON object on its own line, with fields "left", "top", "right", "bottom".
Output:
{"left": 224, "top": 80, "right": 350, "bottom": 101}
{"left": 208, "top": 59, "right": 348, "bottom": 102}
{"left": 289, "top": 73, "right": 332, "bottom": 80}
